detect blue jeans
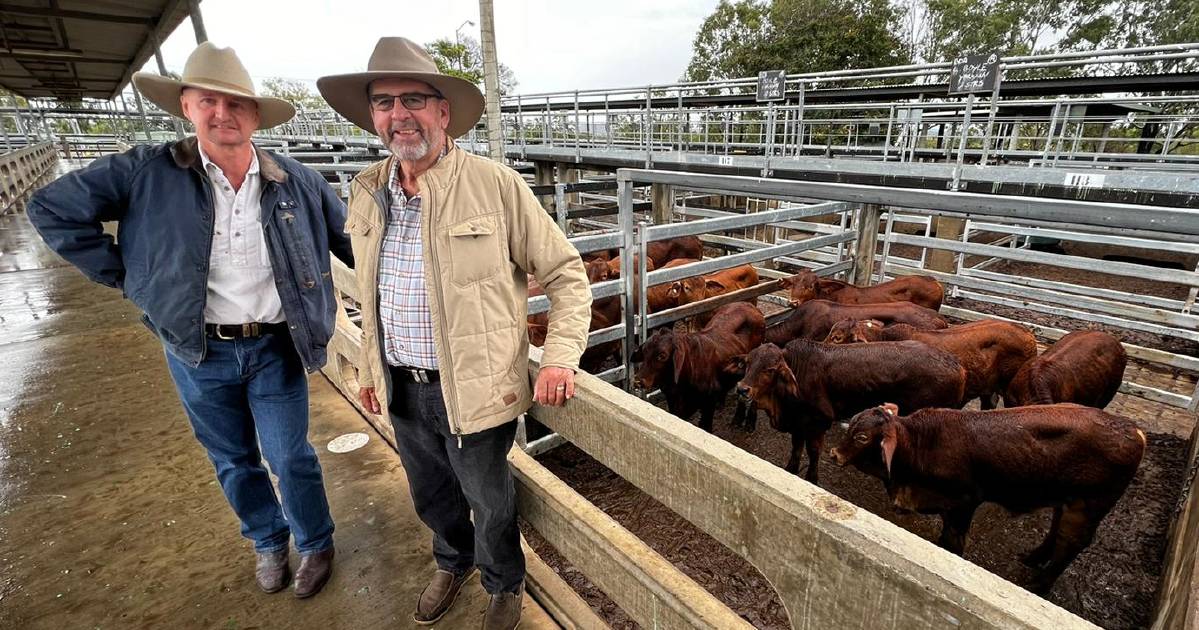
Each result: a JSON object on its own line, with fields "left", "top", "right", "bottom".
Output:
{"left": 165, "top": 331, "right": 335, "bottom": 555}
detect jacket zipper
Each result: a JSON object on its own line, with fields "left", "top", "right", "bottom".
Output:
{"left": 370, "top": 184, "right": 390, "bottom": 392}
{"left": 195, "top": 168, "right": 215, "bottom": 365}
{"left": 419, "top": 175, "right": 464, "bottom": 445}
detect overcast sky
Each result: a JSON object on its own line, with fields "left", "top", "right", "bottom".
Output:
{"left": 144, "top": 0, "right": 721, "bottom": 96}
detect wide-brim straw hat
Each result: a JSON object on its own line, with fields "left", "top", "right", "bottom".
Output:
{"left": 132, "top": 42, "right": 296, "bottom": 129}
{"left": 316, "top": 37, "right": 485, "bottom": 138}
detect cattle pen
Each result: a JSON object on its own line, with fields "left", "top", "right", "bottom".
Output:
{"left": 301, "top": 153, "right": 1199, "bottom": 629}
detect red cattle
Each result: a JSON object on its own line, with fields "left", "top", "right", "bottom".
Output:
{"left": 672, "top": 264, "right": 760, "bottom": 330}
{"left": 605, "top": 254, "right": 656, "bottom": 279}
{"left": 1005, "top": 330, "right": 1127, "bottom": 409}
{"left": 642, "top": 258, "right": 699, "bottom": 314}
{"left": 825, "top": 319, "right": 1037, "bottom": 409}
{"left": 780, "top": 269, "right": 944, "bottom": 310}
{"left": 764, "top": 299, "right": 947, "bottom": 346}
{"left": 632, "top": 302, "right": 765, "bottom": 432}
{"left": 528, "top": 259, "right": 620, "bottom": 372}
{"left": 734, "top": 339, "right": 965, "bottom": 483}
{"left": 645, "top": 235, "right": 703, "bottom": 268}
{"left": 832, "top": 403, "right": 1145, "bottom": 593}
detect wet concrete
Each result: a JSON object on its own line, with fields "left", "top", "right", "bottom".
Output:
{"left": 0, "top": 211, "right": 559, "bottom": 629}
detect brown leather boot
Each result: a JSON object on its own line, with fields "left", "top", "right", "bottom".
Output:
{"left": 293, "top": 547, "right": 334, "bottom": 599}
{"left": 254, "top": 549, "right": 290, "bottom": 594}
{"left": 413, "top": 567, "right": 478, "bottom": 625}
{"left": 482, "top": 581, "right": 524, "bottom": 630}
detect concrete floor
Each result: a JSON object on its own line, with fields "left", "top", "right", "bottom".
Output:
{"left": 0, "top": 210, "right": 559, "bottom": 629}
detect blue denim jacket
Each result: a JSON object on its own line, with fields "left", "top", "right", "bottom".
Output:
{"left": 28, "top": 137, "right": 354, "bottom": 371}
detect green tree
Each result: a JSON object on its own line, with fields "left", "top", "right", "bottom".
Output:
{"left": 683, "top": 0, "right": 910, "bottom": 82}
{"left": 259, "top": 77, "right": 325, "bottom": 109}
{"left": 425, "top": 35, "right": 517, "bottom": 95}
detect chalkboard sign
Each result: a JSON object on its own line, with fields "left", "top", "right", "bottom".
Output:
{"left": 947, "top": 53, "right": 1000, "bottom": 95}
{"left": 756, "top": 70, "right": 786, "bottom": 102}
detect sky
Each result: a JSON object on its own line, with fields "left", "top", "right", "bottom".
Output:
{"left": 144, "top": 0, "right": 722, "bottom": 96}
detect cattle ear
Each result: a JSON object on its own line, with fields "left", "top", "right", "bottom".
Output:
{"left": 880, "top": 421, "right": 899, "bottom": 476}
{"left": 705, "top": 279, "right": 726, "bottom": 292}
{"left": 882, "top": 402, "right": 899, "bottom": 417}
{"left": 672, "top": 336, "right": 688, "bottom": 384}
{"left": 778, "top": 276, "right": 793, "bottom": 289}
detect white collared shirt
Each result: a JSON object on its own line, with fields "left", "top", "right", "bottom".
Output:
{"left": 199, "top": 144, "right": 285, "bottom": 325}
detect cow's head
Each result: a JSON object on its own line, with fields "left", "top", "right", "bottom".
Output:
{"left": 672, "top": 276, "right": 708, "bottom": 306}
{"left": 735, "top": 343, "right": 797, "bottom": 429}
{"left": 584, "top": 259, "right": 611, "bottom": 284}
{"left": 831, "top": 403, "right": 901, "bottom": 477}
{"left": 823, "top": 319, "right": 856, "bottom": 344}
{"left": 630, "top": 328, "right": 685, "bottom": 392}
{"left": 781, "top": 269, "right": 818, "bottom": 307}
{"left": 825, "top": 318, "right": 884, "bottom": 344}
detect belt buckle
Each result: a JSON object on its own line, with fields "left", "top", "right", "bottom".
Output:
{"left": 410, "top": 368, "right": 429, "bottom": 384}
{"left": 243, "top": 323, "right": 259, "bottom": 337}
{"left": 214, "top": 325, "right": 236, "bottom": 341}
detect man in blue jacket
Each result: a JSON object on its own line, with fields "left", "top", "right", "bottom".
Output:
{"left": 27, "top": 43, "right": 352, "bottom": 599}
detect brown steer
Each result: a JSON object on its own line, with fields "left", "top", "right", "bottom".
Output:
{"left": 1005, "top": 330, "right": 1127, "bottom": 409}
{"left": 645, "top": 235, "right": 703, "bottom": 268}
{"left": 632, "top": 302, "right": 765, "bottom": 432}
{"left": 734, "top": 339, "right": 965, "bottom": 483}
{"left": 832, "top": 403, "right": 1146, "bottom": 593}
{"left": 780, "top": 269, "right": 944, "bottom": 310}
{"left": 529, "top": 259, "right": 619, "bottom": 371}
{"left": 672, "top": 264, "right": 760, "bottom": 329}
{"left": 825, "top": 319, "right": 1037, "bottom": 409}
{"left": 765, "top": 299, "right": 947, "bottom": 346}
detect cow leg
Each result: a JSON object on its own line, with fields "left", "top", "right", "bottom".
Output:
{"left": 731, "top": 396, "right": 747, "bottom": 430}
{"left": 937, "top": 504, "right": 978, "bottom": 555}
{"left": 981, "top": 392, "right": 999, "bottom": 411}
{"left": 744, "top": 401, "right": 758, "bottom": 432}
{"left": 698, "top": 403, "right": 716, "bottom": 433}
{"left": 1022, "top": 505, "right": 1063, "bottom": 568}
{"left": 803, "top": 432, "right": 825, "bottom": 485}
{"left": 1028, "top": 499, "right": 1106, "bottom": 594}
{"left": 784, "top": 433, "right": 803, "bottom": 474}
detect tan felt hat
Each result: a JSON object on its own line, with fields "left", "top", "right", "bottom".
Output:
{"left": 133, "top": 42, "right": 295, "bottom": 129}
{"left": 317, "top": 37, "right": 484, "bottom": 138}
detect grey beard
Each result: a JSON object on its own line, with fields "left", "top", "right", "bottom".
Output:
{"left": 388, "top": 135, "right": 431, "bottom": 160}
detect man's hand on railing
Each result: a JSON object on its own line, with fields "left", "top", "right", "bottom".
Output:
{"left": 358, "top": 386, "right": 382, "bottom": 415}
{"left": 533, "top": 365, "right": 576, "bottom": 407}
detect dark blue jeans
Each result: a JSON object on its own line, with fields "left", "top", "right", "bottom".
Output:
{"left": 165, "top": 331, "right": 335, "bottom": 556}
{"left": 388, "top": 370, "right": 525, "bottom": 594}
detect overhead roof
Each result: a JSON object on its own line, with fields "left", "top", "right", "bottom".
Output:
{"left": 0, "top": 0, "right": 194, "bottom": 101}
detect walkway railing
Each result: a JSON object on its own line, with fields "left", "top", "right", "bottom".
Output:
{"left": 1, "top": 141, "right": 56, "bottom": 215}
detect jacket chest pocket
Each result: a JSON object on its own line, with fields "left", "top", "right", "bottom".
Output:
{"left": 277, "top": 201, "right": 320, "bottom": 289}
{"left": 445, "top": 214, "right": 504, "bottom": 287}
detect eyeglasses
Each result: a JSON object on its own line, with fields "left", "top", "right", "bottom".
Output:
{"left": 369, "top": 92, "right": 441, "bottom": 112}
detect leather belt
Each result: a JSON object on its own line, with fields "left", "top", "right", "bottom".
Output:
{"left": 204, "top": 322, "right": 289, "bottom": 340}
{"left": 392, "top": 365, "right": 440, "bottom": 383}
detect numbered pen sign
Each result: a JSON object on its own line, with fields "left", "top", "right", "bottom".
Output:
{"left": 948, "top": 53, "right": 1000, "bottom": 95}
{"left": 756, "top": 70, "right": 786, "bottom": 102}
